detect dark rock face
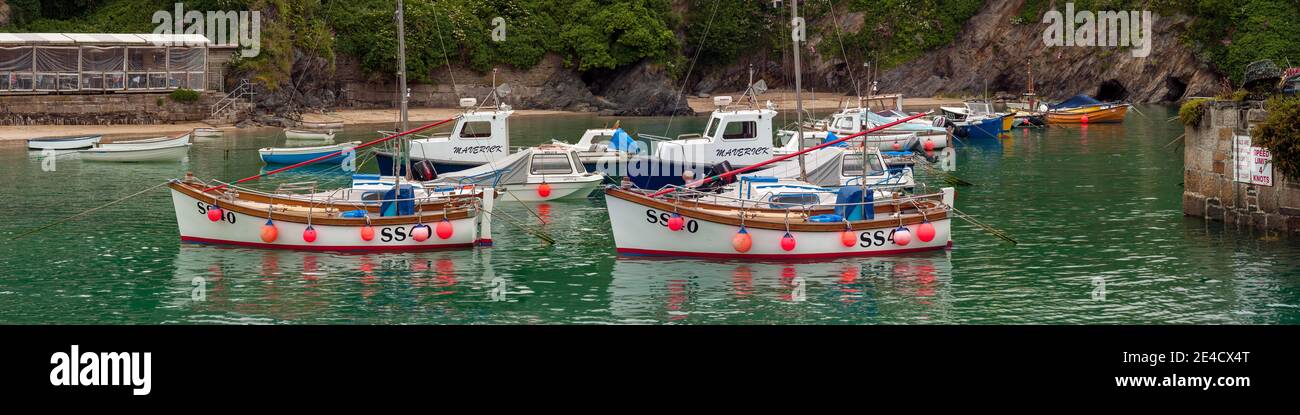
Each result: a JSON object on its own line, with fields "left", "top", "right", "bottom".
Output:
{"left": 245, "top": 48, "right": 342, "bottom": 121}
{"left": 521, "top": 69, "right": 612, "bottom": 113}
{"left": 595, "top": 60, "right": 694, "bottom": 116}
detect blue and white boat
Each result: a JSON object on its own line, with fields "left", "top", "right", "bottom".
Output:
{"left": 624, "top": 96, "right": 779, "bottom": 190}
{"left": 259, "top": 141, "right": 362, "bottom": 165}
{"left": 374, "top": 99, "right": 512, "bottom": 176}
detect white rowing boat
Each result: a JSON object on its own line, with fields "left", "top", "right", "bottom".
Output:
{"left": 27, "top": 135, "right": 102, "bottom": 150}
{"left": 99, "top": 133, "right": 191, "bottom": 149}
{"left": 285, "top": 129, "right": 336, "bottom": 141}
{"left": 79, "top": 143, "right": 192, "bottom": 162}
{"left": 193, "top": 128, "right": 223, "bottom": 137}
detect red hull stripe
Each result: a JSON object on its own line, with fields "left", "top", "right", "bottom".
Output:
{"left": 616, "top": 242, "right": 952, "bottom": 259}
{"left": 181, "top": 236, "right": 475, "bottom": 252}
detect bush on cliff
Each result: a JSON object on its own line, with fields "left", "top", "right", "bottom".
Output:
{"left": 1255, "top": 96, "right": 1300, "bottom": 180}
{"left": 170, "top": 88, "right": 200, "bottom": 103}
{"left": 1179, "top": 98, "right": 1211, "bottom": 127}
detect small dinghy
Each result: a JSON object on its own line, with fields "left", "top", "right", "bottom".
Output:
{"left": 79, "top": 143, "right": 192, "bottom": 162}
{"left": 27, "top": 135, "right": 102, "bottom": 150}
{"left": 99, "top": 133, "right": 191, "bottom": 149}
{"left": 193, "top": 128, "right": 224, "bottom": 137}
{"left": 285, "top": 129, "right": 336, "bottom": 141}
{"left": 259, "top": 141, "right": 362, "bottom": 165}
{"left": 300, "top": 120, "right": 345, "bottom": 130}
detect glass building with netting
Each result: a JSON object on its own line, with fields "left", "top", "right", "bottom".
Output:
{"left": 0, "top": 33, "right": 210, "bottom": 94}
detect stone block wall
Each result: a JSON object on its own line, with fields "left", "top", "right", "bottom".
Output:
{"left": 0, "top": 92, "right": 221, "bottom": 125}
{"left": 1183, "top": 101, "right": 1300, "bottom": 233}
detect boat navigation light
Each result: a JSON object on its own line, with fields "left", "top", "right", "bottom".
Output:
{"left": 459, "top": 98, "right": 477, "bottom": 108}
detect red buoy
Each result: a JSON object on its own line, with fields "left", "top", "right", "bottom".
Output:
{"left": 780, "top": 233, "right": 797, "bottom": 251}
{"left": 411, "top": 224, "right": 430, "bottom": 242}
{"left": 917, "top": 221, "right": 936, "bottom": 242}
{"left": 893, "top": 226, "right": 911, "bottom": 246}
{"left": 260, "top": 220, "right": 278, "bottom": 243}
{"left": 207, "top": 205, "right": 223, "bottom": 222}
{"left": 892, "top": 142, "right": 902, "bottom": 151}
{"left": 436, "top": 219, "right": 454, "bottom": 239}
{"left": 303, "top": 225, "right": 318, "bottom": 243}
{"left": 360, "top": 225, "right": 375, "bottom": 241}
{"left": 667, "top": 214, "right": 685, "bottom": 231}
{"left": 537, "top": 182, "right": 552, "bottom": 198}
{"left": 840, "top": 230, "right": 856, "bottom": 247}
{"left": 923, "top": 139, "right": 935, "bottom": 152}
{"left": 1080, "top": 114, "right": 1090, "bottom": 124}
{"left": 732, "top": 228, "right": 752, "bottom": 253}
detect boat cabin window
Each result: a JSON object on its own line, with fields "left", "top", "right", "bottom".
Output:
{"left": 834, "top": 116, "right": 855, "bottom": 130}
{"left": 705, "top": 117, "right": 721, "bottom": 139}
{"left": 721, "top": 121, "right": 757, "bottom": 140}
{"left": 530, "top": 154, "right": 574, "bottom": 175}
{"left": 842, "top": 153, "right": 887, "bottom": 177}
{"left": 769, "top": 193, "right": 822, "bottom": 208}
{"left": 457, "top": 121, "right": 493, "bottom": 139}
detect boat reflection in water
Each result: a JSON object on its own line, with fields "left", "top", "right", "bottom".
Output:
{"left": 607, "top": 252, "right": 954, "bottom": 324}
{"left": 169, "top": 244, "right": 505, "bottom": 323}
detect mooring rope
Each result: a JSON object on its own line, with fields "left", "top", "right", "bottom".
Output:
{"left": 10, "top": 180, "right": 171, "bottom": 241}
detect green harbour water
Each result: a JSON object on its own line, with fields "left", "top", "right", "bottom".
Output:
{"left": 1, "top": 106, "right": 1298, "bottom": 324}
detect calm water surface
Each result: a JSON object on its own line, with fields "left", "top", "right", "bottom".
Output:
{"left": 1, "top": 106, "right": 1297, "bottom": 324}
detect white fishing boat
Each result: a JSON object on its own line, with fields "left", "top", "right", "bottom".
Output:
{"left": 780, "top": 107, "right": 950, "bottom": 153}
{"left": 79, "top": 143, "right": 192, "bottom": 162}
{"left": 98, "top": 133, "right": 191, "bottom": 149}
{"left": 624, "top": 95, "right": 780, "bottom": 190}
{"left": 193, "top": 128, "right": 224, "bottom": 137}
{"left": 27, "top": 135, "right": 102, "bottom": 150}
{"left": 549, "top": 127, "right": 638, "bottom": 173}
{"left": 374, "top": 98, "right": 512, "bottom": 175}
{"left": 432, "top": 144, "right": 606, "bottom": 202}
{"left": 285, "top": 129, "right": 336, "bottom": 141}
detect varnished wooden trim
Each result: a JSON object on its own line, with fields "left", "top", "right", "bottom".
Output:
{"left": 606, "top": 187, "right": 948, "bottom": 232}
{"left": 171, "top": 181, "right": 476, "bottom": 226}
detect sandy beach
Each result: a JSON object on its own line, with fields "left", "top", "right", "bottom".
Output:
{"left": 1, "top": 93, "right": 963, "bottom": 141}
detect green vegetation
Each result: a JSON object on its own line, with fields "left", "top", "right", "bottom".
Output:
{"left": 828, "top": 0, "right": 982, "bottom": 71}
{"left": 1178, "top": 98, "right": 1211, "bottom": 127}
{"left": 1255, "top": 96, "right": 1300, "bottom": 180}
{"left": 169, "top": 88, "right": 201, "bottom": 103}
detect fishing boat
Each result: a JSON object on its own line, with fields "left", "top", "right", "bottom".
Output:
{"left": 98, "top": 133, "right": 191, "bottom": 149}
{"left": 374, "top": 98, "right": 512, "bottom": 175}
{"left": 1045, "top": 95, "right": 1130, "bottom": 124}
{"left": 431, "top": 144, "right": 606, "bottom": 202}
{"left": 27, "top": 135, "right": 102, "bottom": 150}
{"left": 624, "top": 95, "right": 779, "bottom": 190}
{"left": 167, "top": 0, "right": 497, "bottom": 252}
{"left": 783, "top": 107, "right": 950, "bottom": 152}
{"left": 549, "top": 127, "right": 638, "bottom": 174}
{"left": 193, "top": 128, "right": 224, "bottom": 137}
{"left": 79, "top": 143, "right": 191, "bottom": 162}
{"left": 946, "top": 102, "right": 1012, "bottom": 140}
{"left": 259, "top": 141, "right": 362, "bottom": 165}
{"left": 285, "top": 129, "right": 337, "bottom": 141}
{"left": 763, "top": 146, "right": 913, "bottom": 190}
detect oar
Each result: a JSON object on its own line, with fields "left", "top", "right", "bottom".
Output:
{"left": 651, "top": 111, "right": 933, "bottom": 198}
{"left": 1163, "top": 133, "right": 1185, "bottom": 149}
{"left": 951, "top": 207, "right": 1018, "bottom": 245}
{"left": 203, "top": 117, "right": 458, "bottom": 193}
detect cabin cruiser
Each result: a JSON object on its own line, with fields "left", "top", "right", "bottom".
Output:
{"left": 548, "top": 128, "right": 638, "bottom": 174}
{"left": 374, "top": 99, "right": 512, "bottom": 175}
{"left": 778, "top": 107, "right": 949, "bottom": 154}
{"left": 941, "top": 101, "right": 1013, "bottom": 140}
{"left": 430, "top": 144, "right": 605, "bottom": 202}
{"left": 624, "top": 96, "right": 779, "bottom": 190}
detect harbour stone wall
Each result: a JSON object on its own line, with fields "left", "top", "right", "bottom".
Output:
{"left": 1183, "top": 101, "right": 1300, "bottom": 233}
{"left": 0, "top": 93, "right": 222, "bottom": 126}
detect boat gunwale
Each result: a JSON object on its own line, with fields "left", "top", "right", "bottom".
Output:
{"left": 605, "top": 187, "right": 948, "bottom": 232}
{"left": 170, "top": 180, "right": 478, "bottom": 225}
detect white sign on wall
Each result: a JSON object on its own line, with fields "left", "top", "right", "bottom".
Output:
{"left": 1234, "top": 135, "right": 1274, "bottom": 186}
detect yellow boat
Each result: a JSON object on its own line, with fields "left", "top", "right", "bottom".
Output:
{"left": 1046, "top": 103, "right": 1130, "bottom": 124}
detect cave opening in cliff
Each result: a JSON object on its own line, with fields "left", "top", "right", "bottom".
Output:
{"left": 1164, "top": 76, "right": 1188, "bottom": 102}
{"left": 1096, "top": 79, "right": 1128, "bottom": 101}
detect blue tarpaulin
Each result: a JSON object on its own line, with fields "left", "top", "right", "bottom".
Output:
{"left": 822, "top": 131, "right": 847, "bottom": 147}
{"left": 610, "top": 128, "right": 640, "bottom": 154}
{"left": 1050, "top": 95, "right": 1103, "bottom": 110}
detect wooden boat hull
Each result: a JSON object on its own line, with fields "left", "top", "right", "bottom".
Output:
{"left": 1047, "top": 104, "right": 1129, "bottom": 124}
{"left": 27, "top": 135, "right": 102, "bottom": 150}
{"left": 79, "top": 143, "right": 191, "bottom": 162}
{"left": 168, "top": 181, "right": 486, "bottom": 251}
{"left": 604, "top": 188, "right": 953, "bottom": 259}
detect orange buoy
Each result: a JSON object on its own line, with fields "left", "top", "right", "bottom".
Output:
{"left": 537, "top": 182, "right": 552, "bottom": 198}
{"left": 260, "top": 220, "right": 278, "bottom": 243}
{"left": 732, "top": 228, "right": 752, "bottom": 253}
{"left": 303, "top": 225, "right": 318, "bottom": 243}
{"left": 436, "top": 218, "right": 454, "bottom": 239}
{"left": 1080, "top": 114, "right": 1090, "bottom": 124}
{"left": 411, "top": 224, "right": 430, "bottom": 242}
{"left": 360, "top": 225, "right": 375, "bottom": 241}
{"left": 840, "top": 230, "right": 856, "bottom": 247}
{"left": 923, "top": 139, "right": 935, "bottom": 152}
{"left": 780, "top": 233, "right": 797, "bottom": 251}
{"left": 917, "top": 221, "right": 936, "bottom": 242}
{"left": 893, "top": 226, "right": 911, "bottom": 246}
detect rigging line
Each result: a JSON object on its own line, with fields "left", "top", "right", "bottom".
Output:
{"left": 825, "top": 0, "right": 860, "bottom": 98}
{"left": 10, "top": 181, "right": 170, "bottom": 242}
{"left": 662, "top": 0, "right": 722, "bottom": 137}
{"left": 432, "top": 1, "right": 459, "bottom": 96}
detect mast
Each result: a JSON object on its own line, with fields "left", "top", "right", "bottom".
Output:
{"left": 792, "top": 0, "right": 806, "bottom": 180}
{"left": 396, "top": 0, "right": 412, "bottom": 182}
